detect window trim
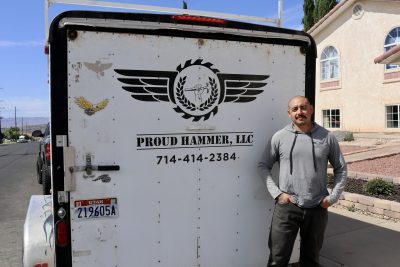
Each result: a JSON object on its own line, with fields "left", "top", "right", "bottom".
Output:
{"left": 384, "top": 27, "right": 400, "bottom": 71}
{"left": 322, "top": 108, "right": 341, "bottom": 129}
{"left": 319, "top": 45, "right": 342, "bottom": 91}
{"left": 385, "top": 104, "right": 400, "bottom": 129}
{"left": 352, "top": 3, "right": 364, "bottom": 20}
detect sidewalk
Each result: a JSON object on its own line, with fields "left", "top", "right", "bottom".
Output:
{"left": 343, "top": 143, "right": 400, "bottom": 163}
{"left": 320, "top": 207, "right": 400, "bottom": 267}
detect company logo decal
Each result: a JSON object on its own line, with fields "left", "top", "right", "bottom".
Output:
{"left": 115, "top": 59, "right": 269, "bottom": 121}
{"left": 74, "top": 96, "right": 109, "bottom": 116}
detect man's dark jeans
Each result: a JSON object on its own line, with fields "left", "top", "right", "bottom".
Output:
{"left": 267, "top": 201, "right": 328, "bottom": 267}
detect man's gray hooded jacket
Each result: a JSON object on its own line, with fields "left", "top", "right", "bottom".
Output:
{"left": 258, "top": 123, "right": 347, "bottom": 208}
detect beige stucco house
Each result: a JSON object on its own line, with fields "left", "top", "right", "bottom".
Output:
{"left": 308, "top": 0, "right": 400, "bottom": 133}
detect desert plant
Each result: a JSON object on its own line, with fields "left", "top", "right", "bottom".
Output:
{"left": 347, "top": 204, "right": 356, "bottom": 212}
{"left": 343, "top": 132, "right": 354, "bottom": 142}
{"left": 327, "top": 174, "right": 334, "bottom": 186}
{"left": 363, "top": 178, "right": 395, "bottom": 196}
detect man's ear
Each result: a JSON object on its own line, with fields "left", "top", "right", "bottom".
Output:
{"left": 310, "top": 105, "right": 314, "bottom": 115}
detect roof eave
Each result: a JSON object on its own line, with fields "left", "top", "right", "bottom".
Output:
{"left": 374, "top": 45, "right": 400, "bottom": 65}
{"left": 308, "top": 0, "right": 357, "bottom": 37}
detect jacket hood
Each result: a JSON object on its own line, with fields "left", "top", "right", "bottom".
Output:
{"left": 284, "top": 122, "right": 320, "bottom": 134}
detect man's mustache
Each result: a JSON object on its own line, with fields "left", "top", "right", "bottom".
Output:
{"left": 295, "top": 114, "right": 307, "bottom": 119}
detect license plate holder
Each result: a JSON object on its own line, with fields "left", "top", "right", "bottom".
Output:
{"left": 74, "top": 197, "right": 118, "bottom": 220}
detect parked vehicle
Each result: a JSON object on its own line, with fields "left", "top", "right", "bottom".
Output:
{"left": 23, "top": 1, "right": 316, "bottom": 267}
{"left": 17, "top": 135, "right": 28, "bottom": 143}
{"left": 34, "top": 123, "right": 51, "bottom": 194}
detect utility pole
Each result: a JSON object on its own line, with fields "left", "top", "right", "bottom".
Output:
{"left": 14, "top": 106, "right": 17, "bottom": 128}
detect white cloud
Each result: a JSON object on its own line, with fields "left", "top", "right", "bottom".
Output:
{"left": 1, "top": 97, "right": 50, "bottom": 118}
{"left": 0, "top": 40, "right": 43, "bottom": 47}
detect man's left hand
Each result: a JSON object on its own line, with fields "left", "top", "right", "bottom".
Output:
{"left": 320, "top": 197, "right": 330, "bottom": 209}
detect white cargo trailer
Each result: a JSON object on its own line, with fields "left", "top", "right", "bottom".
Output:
{"left": 24, "top": 3, "right": 316, "bottom": 267}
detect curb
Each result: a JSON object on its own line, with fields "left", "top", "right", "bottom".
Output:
{"left": 327, "top": 168, "right": 400, "bottom": 184}
{"left": 342, "top": 147, "right": 379, "bottom": 156}
{"left": 345, "top": 152, "right": 400, "bottom": 164}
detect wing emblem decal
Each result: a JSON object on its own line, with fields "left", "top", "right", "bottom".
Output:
{"left": 74, "top": 97, "right": 109, "bottom": 116}
{"left": 115, "top": 59, "right": 269, "bottom": 121}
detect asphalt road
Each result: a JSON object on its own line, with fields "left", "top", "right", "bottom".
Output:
{"left": 0, "top": 142, "right": 42, "bottom": 267}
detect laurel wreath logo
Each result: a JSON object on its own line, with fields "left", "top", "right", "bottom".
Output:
{"left": 198, "top": 78, "right": 218, "bottom": 111}
{"left": 173, "top": 59, "right": 220, "bottom": 121}
{"left": 174, "top": 76, "right": 219, "bottom": 121}
{"left": 175, "top": 76, "right": 197, "bottom": 111}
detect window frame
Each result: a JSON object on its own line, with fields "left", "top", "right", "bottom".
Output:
{"left": 385, "top": 104, "right": 400, "bottom": 128}
{"left": 320, "top": 46, "right": 340, "bottom": 81}
{"left": 384, "top": 27, "right": 400, "bottom": 71}
{"left": 322, "top": 109, "right": 341, "bottom": 129}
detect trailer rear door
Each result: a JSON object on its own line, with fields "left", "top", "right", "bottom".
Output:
{"left": 49, "top": 12, "right": 315, "bottom": 267}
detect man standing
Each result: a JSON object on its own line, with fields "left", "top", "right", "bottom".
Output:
{"left": 258, "top": 96, "right": 347, "bottom": 266}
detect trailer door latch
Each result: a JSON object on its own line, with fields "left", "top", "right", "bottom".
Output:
{"left": 69, "top": 153, "right": 120, "bottom": 178}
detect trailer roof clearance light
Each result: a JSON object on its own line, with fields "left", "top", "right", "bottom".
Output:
{"left": 34, "top": 263, "right": 48, "bottom": 267}
{"left": 55, "top": 220, "right": 68, "bottom": 247}
{"left": 44, "top": 45, "right": 49, "bottom": 55}
{"left": 172, "top": 15, "right": 227, "bottom": 26}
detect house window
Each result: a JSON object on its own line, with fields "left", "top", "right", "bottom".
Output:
{"left": 352, "top": 4, "right": 364, "bottom": 19}
{"left": 385, "top": 27, "right": 400, "bottom": 70}
{"left": 320, "top": 46, "right": 339, "bottom": 80}
{"left": 322, "top": 109, "right": 341, "bottom": 128}
{"left": 386, "top": 105, "right": 399, "bottom": 128}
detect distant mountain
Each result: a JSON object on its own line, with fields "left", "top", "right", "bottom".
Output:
{"left": 1, "top": 117, "right": 49, "bottom": 129}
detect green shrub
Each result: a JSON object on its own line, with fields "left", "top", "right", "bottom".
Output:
{"left": 327, "top": 174, "right": 334, "bottom": 186}
{"left": 343, "top": 132, "right": 354, "bottom": 142}
{"left": 363, "top": 178, "right": 395, "bottom": 196}
{"left": 347, "top": 204, "right": 356, "bottom": 212}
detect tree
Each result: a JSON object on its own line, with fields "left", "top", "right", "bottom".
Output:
{"left": 303, "top": 0, "right": 315, "bottom": 31}
{"left": 314, "top": 0, "right": 337, "bottom": 23}
{"left": 3, "top": 127, "right": 20, "bottom": 141}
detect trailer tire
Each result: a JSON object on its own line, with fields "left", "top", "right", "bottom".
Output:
{"left": 42, "top": 165, "right": 51, "bottom": 195}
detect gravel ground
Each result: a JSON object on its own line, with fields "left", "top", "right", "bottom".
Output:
{"left": 334, "top": 138, "right": 400, "bottom": 220}
{"left": 337, "top": 142, "right": 400, "bottom": 203}
{"left": 347, "top": 154, "right": 400, "bottom": 177}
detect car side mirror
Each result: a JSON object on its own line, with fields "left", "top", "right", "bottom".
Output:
{"left": 31, "top": 130, "right": 44, "bottom": 138}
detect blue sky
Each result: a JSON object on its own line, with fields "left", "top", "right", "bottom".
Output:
{"left": 0, "top": 0, "right": 304, "bottom": 118}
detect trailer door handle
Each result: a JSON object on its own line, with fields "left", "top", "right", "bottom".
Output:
{"left": 69, "top": 153, "right": 120, "bottom": 177}
{"left": 97, "top": 165, "right": 120, "bottom": 171}
{"left": 69, "top": 165, "right": 120, "bottom": 175}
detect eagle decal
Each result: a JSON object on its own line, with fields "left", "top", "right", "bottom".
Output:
{"left": 74, "top": 97, "right": 109, "bottom": 116}
{"left": 115, "top": 59, "right": 269, "bottom": 121}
